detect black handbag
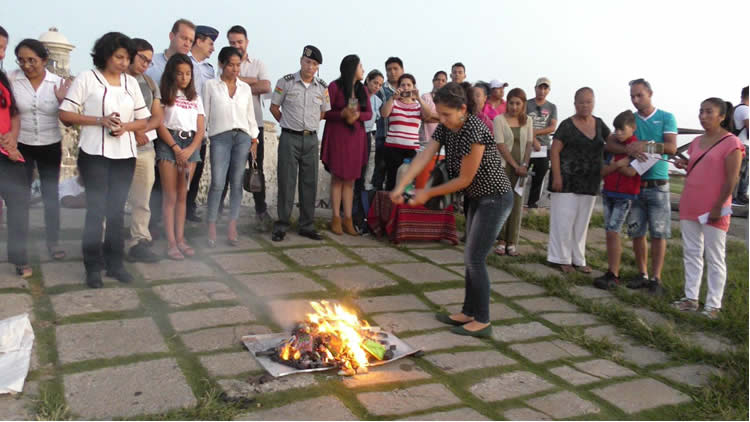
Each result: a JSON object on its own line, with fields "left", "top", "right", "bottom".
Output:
{"left": 243, "top": 159, "right": 264, "bottom": 193}
{"left": 424, "top": 158, "right": 455, "bottom": 210}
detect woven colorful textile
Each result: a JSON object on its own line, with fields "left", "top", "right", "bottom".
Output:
{"left": 367, "top": 191, "right": 458, "bottom": 245}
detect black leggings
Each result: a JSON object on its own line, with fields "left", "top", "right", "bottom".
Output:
{"left": 383, "top": 147, "right": 416, "bottom": 191}
{"left": 19, "top": 142, "right": 61, "bottom": 246}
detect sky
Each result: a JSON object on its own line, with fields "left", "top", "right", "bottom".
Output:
{"left": 3, "top": 0, "right": 748, "bottom": 144}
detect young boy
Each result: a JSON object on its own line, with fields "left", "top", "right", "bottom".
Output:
{"left": 594, "top": 110, "right": 641, "bottom": 290}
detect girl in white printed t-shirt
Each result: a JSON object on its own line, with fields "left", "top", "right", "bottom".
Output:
{"left": 155, "top": 54, "right": 205, "bottom": 261}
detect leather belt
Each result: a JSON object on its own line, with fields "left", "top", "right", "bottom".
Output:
{"left": 641, "top": 180, "right": 668, "bottom": 188}
{"left": 282, "top": 128, "right": 316, "bottom": 136}
{"left": 170, "top": 129, "right": 195, "bottom": 140}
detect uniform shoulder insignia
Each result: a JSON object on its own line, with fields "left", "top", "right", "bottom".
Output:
{"left": 283, "top": 74, "right": 295, "bottom": 81}
{"left": 316, "top": 77, "right": 328, "bottom": 88}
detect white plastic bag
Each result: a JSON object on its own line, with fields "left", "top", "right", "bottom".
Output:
{"left": 0, "top": 313, "right": 35, "bottom": 394}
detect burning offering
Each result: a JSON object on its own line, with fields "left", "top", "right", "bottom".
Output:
{"left": 242, "top": 301, "right": 421, "bottom": 378}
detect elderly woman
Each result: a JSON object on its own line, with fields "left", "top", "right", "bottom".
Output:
{"left": 59, "top": 32, "right": 149, "bottom": 288}
{"left": 390, "top": 82, "right": 513, "bottom": 338}
{"left": 10, "top": 38, "right": 70, "bottom": 260}
{"left": 672, "top": 98, "right": 743, "bottom": 319}
{"left": 203, "top": 47, "right": 258, "bottom": 247}
{"left": 493, "top": 88, "right": 535, "bottom": 256}
{"left": 547, "top": 87, "right": 610, "bottom": 273}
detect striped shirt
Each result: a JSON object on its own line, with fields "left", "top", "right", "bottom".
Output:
{"left": 385, "top": 100, "right": 421, "bottom": 149}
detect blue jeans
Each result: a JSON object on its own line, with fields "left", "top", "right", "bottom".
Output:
{"left": 207, "top": 130, "right": 252, "bottom": 223}
{"left": 462, "top": 190, "right": 514, "bottom": 323}
{"left": 627, "top": 183, "right": 671, "bottom": 239}
{"left": 602, "top": 194, "right": 632, "bottom": 232}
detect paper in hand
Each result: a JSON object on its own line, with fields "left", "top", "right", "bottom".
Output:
{"left": 514, "top": 177, "right": 525, "bottom": 197}
{"left": 630, "top": 153, "right": 661, "bottom": 175}
{"left": 530, "top": 146, "right": 547, "bottom": 158}
{"left": 698, "top": 207, "right": 732, "bottom": 224}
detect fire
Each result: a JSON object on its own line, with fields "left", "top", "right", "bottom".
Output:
{"left": 276, "top": 300, "right": 376, "bottom": 372}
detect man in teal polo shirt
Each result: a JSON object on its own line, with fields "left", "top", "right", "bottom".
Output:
{"left": 606, "top": 78, "right": 677, "bottom": 296}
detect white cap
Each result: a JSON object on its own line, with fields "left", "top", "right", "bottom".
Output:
{"left": 489, "top": 79, "right": 509, "bottom": 89}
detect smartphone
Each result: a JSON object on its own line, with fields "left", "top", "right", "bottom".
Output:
{"left": 400, "top": 91, "right": 411, "bottom": 98}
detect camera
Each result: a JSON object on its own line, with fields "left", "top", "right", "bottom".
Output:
{"left": 400, "top": 90, "right": 411, "bottom": 98}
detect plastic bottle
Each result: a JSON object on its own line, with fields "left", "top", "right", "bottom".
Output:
{"left": 396, "top": 159, "right": 414, "bottom": 196}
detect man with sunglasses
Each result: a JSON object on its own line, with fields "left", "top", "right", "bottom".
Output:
{"left": 606, "top": 78, "right": 677, "bottom": 296}
{"left": 526, "top": 77, "right": 557, "bottom": 209}
{"left": 125, "top": 38, "right": 163, "bottom": 263}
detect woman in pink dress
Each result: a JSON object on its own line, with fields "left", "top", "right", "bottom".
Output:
{"left": 321, "top": 54, "right": 372, "bottom": 235}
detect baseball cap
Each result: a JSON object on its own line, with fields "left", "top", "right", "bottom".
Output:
{"left": 535, "top": 77, "right": 551, "bottom": 88}
{"left": 489, "top": 79, "right": 509, "bottom": 89}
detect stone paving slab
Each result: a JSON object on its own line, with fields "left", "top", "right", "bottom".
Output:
{"left": 509, "top": 339, "right": 589, "bottom": 363}
{"left": 220, "top": 374, "right": 318, "bottom": 398}
{"left": 370, "top": 312, "right": 447, "bottom": 333}
{"left": 617, "top": 343, "right": 670, "bottom": 367}
{"left": 592, "top": 378, "right": 692, "bottom": 414}
{"left": 40, "top": 261, "right": 89, "bottom": 287}
{"left": 573, "top": 359, "right": 637, "bottom": 379}
{"left": 351, "top": 247, "right": 417, "bottom": 263}
{"left": 654, "top": 364, "right": 722, "bottom": 388}
{"left": 632, "top": 307, "right": 673, "bottom": 328}
{"left": 470, "top": 371, "right": 555, "bottom": 401}
{"left": 525, "top": 390, "right": 600, "bottom": 419}
{"left": 519, "top": 229, "right": 550, "bottom": 244}
{"left": 510, "top": 263, "right": 563, "bottom": 279}
{"left": 0, "top": 293, "right": 33, "bottom": 320}
{"left": 0, "top": 393, "right": 33, "bottom": 420}
{"left": 314, "top": 265, "right": 398, "bottom": 291}
{"left": 235, "top": 396, "right": 356, "bottom": 421}
{"left": 583, "top": 324, "right": 620, "bottom": 341}
{"left": 515, "top": 297, "right": 578, "bottom": 313}
{"left": 492, "top": 321, "right": 555, "bottom": 342}
{"left": 342, "top": 360, "right": 430, "bottom": 388}
{"left": 357, "top": 383, "right": 461, "bottom": 416}
{"left": 181, "top": 324, "right": 270, "bottom": 352}
{"left": 355, "top": 294, "right": 429, "bottom": 314}
{"left": 570, "top": 285, "right": 614, "bottom": 300}
{"left": 684, "top": 331, "right": 736, "bottom": 354}
{"left": 64, "top": 358, "right": 196, "bottom": 419}
{"left": 153, "top": 281, "right": 237, "bottom": 307}
{"left": 213, "top": 252, "right": 288, "bottom": 274}
{"left": 411, "top": 248, "right": 465, "bottom": 264}
{"left": 424, "top": 288, "right": 464, "bottom": 305}
{"left": 268, "top": 299, "right": 326, "bottom": 329}
{"left": 34, "top": 240, "right": 84, "bottom": 261}
{"left": 235, "top": 272, "right": 326, "bottom": 297}
{"left": 329, "top": 233, "right": 386, "bottom": 247}
{"left": 587, "top": 227, "right": 607, "bottom": 245}
{"left": 199, "top": 351, "right": 261, "bottom": 377}
{"left": 403, "top": 408, "right": 490, "bottom": 421}
{"left": 401, "top": 331, "right": 486, "bottom": 352}
{"left": 196, "top": 236, "right": 263, "bottom": 253}
{"left": 379, "top": 262, "right": 460, "bottom": 284}
{"left": 134, "top": 259, "right": 214, "bottom": 281}
{"left": 445, "top": 302, "right": 522, "bottom": 321}
{"left": 447, "top": 265, "right": 520, "bottom": 283}
{"left": 425, "top": 350, "right": 517, "bottom": 373}
{"left": 504, "top": 407, "right": 552, "bottom": 420}
{"left": 50, "top": 288, "right": 140, "bottom": 318}
{"left": 0, "top": 267, "right": 29, "bottom": 289}
{"left": 265, "top": 232, "right": 329, "bottom": 247}
{"left": 283, "top": 246, "right": 354, "bottom": 267}
{"left": 168, "top": 306, "right": 256, "bottom": 332}
{"left": 491, "top": 281, "right": 547, "bottom": 297}
{"left": 56, "top": 317, "right": 168, "bottom": 364}
{"left": 549, "top": 365, "right": 603, "bottom": 385}
{"left": 539, "top": 312, "right": 602, "bottom": 326}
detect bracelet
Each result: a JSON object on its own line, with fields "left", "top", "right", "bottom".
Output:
{"left": 170, "top": 143, "right": 178, "bottom": 149}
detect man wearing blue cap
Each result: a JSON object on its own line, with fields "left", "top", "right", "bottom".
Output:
{"left": 185, "top": 24, "right": 218, "bottom": 223}
{"left": 270, "top": 45, "right": 330, "bottom": 241}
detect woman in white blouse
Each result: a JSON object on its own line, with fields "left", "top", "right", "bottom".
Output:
{"left": 11, "top": 38, "right": 70, "bottom": 260}
{"left": 59, "top": 32, "right": 149, "bottom": 289}
{"left": 203, "top": 47, "right": 258, "bottom": 247}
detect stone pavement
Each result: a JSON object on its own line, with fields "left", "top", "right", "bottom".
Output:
{"left": 0, "top": 206, "right": 737, "bottom": 420}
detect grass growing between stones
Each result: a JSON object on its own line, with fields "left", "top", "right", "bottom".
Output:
{"left": 33, "top": 385, "right": 71, "bottom": 421}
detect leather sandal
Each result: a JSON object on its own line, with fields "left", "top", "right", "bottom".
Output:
{"left": 176, "top": 242, "right": 195, "bottom": 257}
{"left": 506, "top": 244, "right": 519, "bottom": 257}
{"left": 494, "top": 244, "right": 506, "bottom": 256}
{"left": 575, "top": 265, "right": 593, "bottom": 274}
{"left": 166, "top": 246, "right": 185, "bottom": 261}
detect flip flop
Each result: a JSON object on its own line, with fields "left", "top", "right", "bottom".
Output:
{"left": 166, "top": 246, "right": 185, "bottom": 261}
{"left": 494, "top": 244, "right": 506, "bottom": 256}
{"left": 575, "top": 265, "right": 593, "bottom": 274}
{"left": 176, "top": 242, "right": 195, "bottom": 257}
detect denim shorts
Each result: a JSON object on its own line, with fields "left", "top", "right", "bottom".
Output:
{"left": 602, "top": 195, "right": 631, "bottom": 233}
{"left": 626, "top": 183, "right": 671, "bottom": 239}
{"left": 154, "top": 130, "right": 201, "bottom": 163}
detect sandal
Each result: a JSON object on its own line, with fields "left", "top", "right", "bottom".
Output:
{"left": 506, "top": 244, "right": 520, "bottom": 257}
{"left": 548, "top": 261, "right": 575, "bottom": 273}
{"left": 15, "top": 265, "right": 33, "bottom": 278}
{"left": 166, "top": 246, "right": 185, "bottom": 261}
{"left": 207, "top": 238, "right": 217, "bottom": 248}
{"left": 48, "top": 245, "right": 66, "bottom": 260}
{"left": 575, "top": 265, "right": 592, "bottom": 274}
{"left": 176, "top": 242, "right": 195, "bottom": 257}
{"left": 494, "top": 244, "right": 506, "bottom": 256}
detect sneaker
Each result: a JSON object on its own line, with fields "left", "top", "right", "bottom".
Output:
{"left": 255, "top": 211, "right": 273, "bottom": 232}
{"left": 626, "top": 273, "right": 650, "bottom": 289}
{"left": 106, "top": 267, "right": 134, "bottom": 283}
{"left": 700, "top": 305, "right": 720, "bottom": 319}
{"left": 127, "top": 241, "right": 161, "bottom": 263}
{"left": 671, "top": 297, "right": 699, "bottom": 312}
{"left": 593, "top": 271, "right": 620, "bottom": 290}
{"left": 646, "top": 278, "right": 666, "bottom": 296}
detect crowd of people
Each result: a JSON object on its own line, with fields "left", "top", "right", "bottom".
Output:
{"left": 0, "top": 20, "right": 747, "bottom": 334}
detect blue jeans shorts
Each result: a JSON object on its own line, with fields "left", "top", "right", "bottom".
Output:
{"left": 602, "top": 195, "right": 631, "bottom": 233}
{"left": 626, "top": 183, "right": 671, "bottom": 239}
{"left": 155, "top": 130, "right": 202, "bottom": 163}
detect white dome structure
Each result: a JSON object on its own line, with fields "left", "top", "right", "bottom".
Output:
{"left": 39, "top": 27, "right": 74, "bottom": 77}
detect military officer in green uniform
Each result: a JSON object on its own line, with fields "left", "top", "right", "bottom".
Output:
{"left": 270, "top": 45, "right": 330, "bottom": 241}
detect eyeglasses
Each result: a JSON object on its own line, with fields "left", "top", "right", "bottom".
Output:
{"left": 15, "top": 58, "right": 39, "bottom": 67}
{"left": 136, "top": 53, "right": 152, "bottom": 65}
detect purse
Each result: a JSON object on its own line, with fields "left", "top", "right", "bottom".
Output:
{"left": 424, "top": 158, "right": 455, "bottom": 210}
{"left": 243, "top": 159, "right": 264, "bottom": 193}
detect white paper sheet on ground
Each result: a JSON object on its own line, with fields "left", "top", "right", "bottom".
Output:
{"left": 698, "top": 207, "right": 732, "bottom": 224}
{"left": 630, "top": 153, "right": 661, "bottom": 175}
{"left": 530, "top": 146, "right": 547, "bottom": 158}
{"left": 0, "top": 313, "right": 35, "bottom": 394}
{"left": 514, "top": 177, "right": 525, "bottom": 197}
